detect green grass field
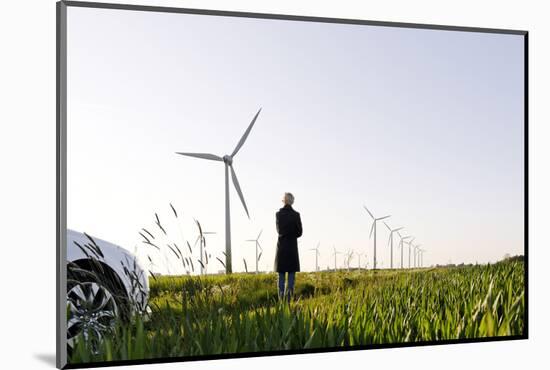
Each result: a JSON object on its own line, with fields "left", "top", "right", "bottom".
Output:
{"left": 69, "top": 258, "right": 525, "bottom": 364}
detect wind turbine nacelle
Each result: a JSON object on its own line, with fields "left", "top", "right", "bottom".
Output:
{"left": 223, "top": 155, "right": 233, "bottom": 165}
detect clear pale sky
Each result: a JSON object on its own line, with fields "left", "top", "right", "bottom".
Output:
{"left": 66, "top": 6, "right": 524, "bottom": 274}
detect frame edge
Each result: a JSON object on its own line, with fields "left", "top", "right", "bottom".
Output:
{"left": 63, "top": 0, "right": 527, "bottom": 35}
{"left": 56, "top": 1, "right": 68, "bottom": 368}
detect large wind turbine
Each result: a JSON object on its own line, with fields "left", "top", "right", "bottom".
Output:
{"left": 363, "top": 205, "right": 390, "bottom": 270}
{"left": 384, "top": 222, "right": 403, "bottom": 269}
{"left": 397, "top": 232, "right": 411, "bottom": 269}
{"left": 309, "top": 242, "right": 321, "bottom": 272}
{"left": 245, "top": 230, "right": 263, "bottom": 274}
{"left": 332, "top": 246, "right": 342, "bottom": 271}
{"left": 176, "top": 108, "right": 262, "bottom": 273}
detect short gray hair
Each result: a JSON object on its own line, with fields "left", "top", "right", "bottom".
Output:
{"left": 284, "top": 192, "right": 295, "bottom": 205}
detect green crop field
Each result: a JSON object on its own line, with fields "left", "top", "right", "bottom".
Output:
{"left": 69, "top": 258, "right": 525, "bottom": 364}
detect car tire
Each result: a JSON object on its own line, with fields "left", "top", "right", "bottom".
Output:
{"left": 66, "top": 263, "right": 129, "bottom": 356}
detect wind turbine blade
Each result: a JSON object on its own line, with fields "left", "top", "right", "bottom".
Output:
{"left": 175, "top": 152, "right": 223, "bottom": 161}
{"left": 229, "top": 164, "right": 250, "bottom": 219}
{"left": 257, "top": 229, "right": 263, "bottom": 240}
{"left": 383, "top": 221, "right": 391, "bottom": 231}
{"left": 394, "top": 227, "right": 404, "bottom": 232}
{"left": 231, "top": 108, "right": 262, "bottom": 157}
{"left": 363, "top": 205, "right": 375, "bottom": 219}
{"left": 369, "top": 222, "right": 375, "bottom": 239}
{"left": 377, "top": 215, "right": 391, "bottom": 221}
{"left": 193, "top": 218, "right": 202, "bottom": 232}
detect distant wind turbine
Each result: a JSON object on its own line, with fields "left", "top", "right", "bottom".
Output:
{"left": 357, "top": 252, "right": 365, "bottom": 270}
{"left": 397, "top": 232, "right": 411, "bottom": 269}
{"left": 419, "top": 249, "right": 426, "bottom": 267}
{"left": 176, "top": 108, "right": 262, "bottom": 273}
{"left": 245, "top": 229, "right": 263, "bottom": 273}
{"left": 384, "top": 222, "right": 403, "bottom": 269}
{"left": 363, "top": 205, "right": 390, "bottom": 270}
{"left": 345, "top": 250, "right": 354, "bottom": 271}
{"left": 332, "top": 246, "right": 342, "bottom": 271}
{"left": 413, "top": 244, "right": 422, "bottom": 268}
{"left": 309, "top": 242, "right": 321, "bottom": 272}
{"left": 193, "top": 219, "right": 216, "bottom": 275}
{"left": 407, "top": 237, "right": 416, "bottom": 268}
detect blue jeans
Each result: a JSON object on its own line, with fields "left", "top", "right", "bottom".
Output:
{"left": 278, "top": 272, "right": 295, "bottom": 300}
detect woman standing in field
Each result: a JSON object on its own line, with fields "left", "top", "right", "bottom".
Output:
{"left": 274, "top": 192, "right": 303, "bottom": 300}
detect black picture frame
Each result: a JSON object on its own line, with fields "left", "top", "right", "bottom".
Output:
{"left": 56, "top": 1, "right": 528, "bottom": 368}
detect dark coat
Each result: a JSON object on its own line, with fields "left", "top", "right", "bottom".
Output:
{"left": 274, "top": 205, "right": 302, "bottom": 272}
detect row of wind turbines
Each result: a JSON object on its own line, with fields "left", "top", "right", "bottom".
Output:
{"left": 314, "top": 245, "right": 366, "bottom": 272}
{"left": 175, "top": 108, "right": 427, "bottom": 274}
{"left": 362, "top": 205, "right": 427, "bottom": 270}
{"left": 310, "top": 235, "right": 425, "bottom": 273}
{"left": 195, "top": 227, "right": 265, "bottom": 274}
{"left": 308, "top": 205, "right": 428, "bottom": 272}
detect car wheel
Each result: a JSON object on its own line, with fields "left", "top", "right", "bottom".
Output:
{"left": 66, "top": 267, "right": 124, "bottom": 355}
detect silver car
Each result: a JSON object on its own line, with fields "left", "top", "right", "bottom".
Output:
{"left": 66, "top": 229, "right": 150, "bottom": 351}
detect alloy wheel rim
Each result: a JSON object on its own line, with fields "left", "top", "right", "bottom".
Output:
{"left": 66, "top": 281, "right": 118, "bottom": 354}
